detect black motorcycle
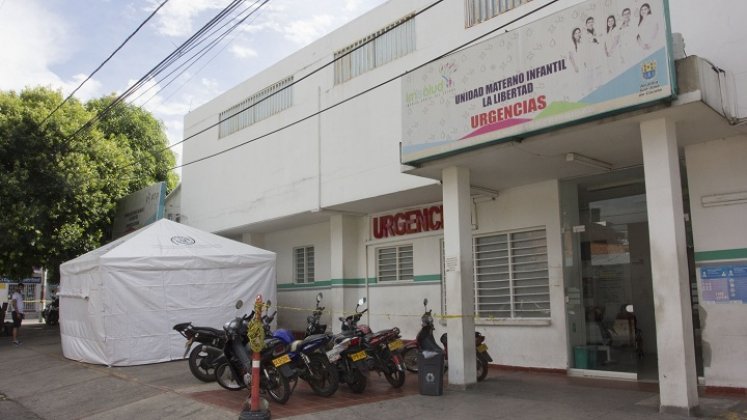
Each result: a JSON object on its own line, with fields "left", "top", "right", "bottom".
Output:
{"left": 305, "top": 292, "right": 327, "bottom": 337}
{"left": 42, "top": 297, "right": 59, "bottom": 326}
{"left": 173, "top": 321, "right": 226, "bottom": 382}
{"left": 326, "top": 297, "right": 369, "bottom": 393}
{"left": 213, "top": 300, "right": 293, "bottom": 404}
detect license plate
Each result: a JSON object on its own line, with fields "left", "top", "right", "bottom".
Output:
{"left": 349, "top": 350, "right": 367, "bottom": 362}
{"left": 477, "top": 343, "right": 488, "bottom": 353}
{"left": 272, "top": 354, "right": 291, "bottom": 367}
{"left": 388, "top": 339, "right": 403, "bottom": 351}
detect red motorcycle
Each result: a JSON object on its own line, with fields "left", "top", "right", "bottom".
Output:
{"left": 402, "top": 300, "right": 492, "bottom": 382}
{"left": 341, "top": 297, "right": 406, "bottom": 388}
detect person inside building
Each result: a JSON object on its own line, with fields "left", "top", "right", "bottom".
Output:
{"left": 10, "top": 283, "right": 25, "bottom": 345}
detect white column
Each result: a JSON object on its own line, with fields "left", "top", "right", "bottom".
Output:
{"left": 330, "top": 215, "right": 360, "bottom": 332}
{"left": 442, "top": 166, "right": 477, "bottom": 388}
{"left": 641, "top": 117, "right": 699, "bottom": 415}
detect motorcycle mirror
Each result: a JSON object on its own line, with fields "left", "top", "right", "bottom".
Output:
{"left": 266, "top": 299, "right": 272, "bottom": 307}
{"left": 423, "top": 298, "right": 428, "bottom": 307}
{"left": 357, "top": 297, "right": 366, "bottom": 306}
{"left": 235, "top": 300, "right": 244, "bottom": 310}
{"left": 316, "top": 292, "right": 323, "bottom": 303}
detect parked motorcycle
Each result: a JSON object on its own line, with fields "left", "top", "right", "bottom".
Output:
{"left": 441, "top": 331, "right": 492, "bottom": 381}
{"left": 327, "top": 297, "right": 369, "bottom": 393}
{"left": 304, "top": 292, "right": 327, "bottom": 337}
{"left": 173, "top": 321, "right": 226, "bottom": 382}
{"left": 42, "top": 297, "right": 60, "bottom": 326}
{"left": 402, "top": 299, "right": 492, "bottom": 381}
{"left": 341, "top": 297, "right": 406, "bottom": 388}
{"left": 213, "top": 300, "right": 293, "bottom": 404}
{"left": 261, "top": 299, "right": 339, "bottom": 397}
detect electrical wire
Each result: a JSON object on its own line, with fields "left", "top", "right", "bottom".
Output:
{"left": 169, "top": 0, "right": 561, "bottom": 170}
{"left": 39, "top": 0, "right": 171, "bottom": 126}
{"left": 114, "top": 0, "right": 448, "bottom": 172}
{"left": 59, "top": 0, "right": 251, "bottom": 146}
{"left": 131, "top": 0, "right": 268, "bottom": 108}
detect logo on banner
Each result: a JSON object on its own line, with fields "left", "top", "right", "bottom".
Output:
{"left": 641, "top": 60, "right": 657, "bottom": 80}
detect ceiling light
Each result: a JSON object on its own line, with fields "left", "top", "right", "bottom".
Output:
{"left": 566, "top": 152, "right": 613, "bottom": 171}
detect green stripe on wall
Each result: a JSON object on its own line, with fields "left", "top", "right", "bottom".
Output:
{"left": 695, "top": 248, "right": 747, "bottom": 262}
{"left": 414, "top": 274, "right": 442, "bottom": 282}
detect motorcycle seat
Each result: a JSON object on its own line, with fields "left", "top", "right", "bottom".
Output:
{"left": 193, "top": 326, "right": 223, "bottom": 336}
{"left": 173, "top": 322, "right": 191, "bottom": 331}
{"left": 290, "top": 334, "right": 328, "bottom": 353}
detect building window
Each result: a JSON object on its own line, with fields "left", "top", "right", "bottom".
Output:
{"left": 334, "top": 14, "right": 416, "bottom": 85}
{"left": 465, "top": 0, "right": 532, "bottom": 28}
{"left": 294, "top": 246, "right": 315, "bottom": 284}
{"left": 377, "top": 245, "right": 414, "bottom": 282}
{"left": 473, "top": 228, "right": 550, "bottom": 318}
{"left": 218, "top": 76, "right": 293, "bottom": 138}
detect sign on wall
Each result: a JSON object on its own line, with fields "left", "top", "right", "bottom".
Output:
{"left": 401, "top": 0, "right": 675, "bottom": 163}
{"left": 112, "top": 182, "right": 167, "bottom": 239}
{"left": 700, "top": 264, "right": 747, "bottom": 304}
{"left": 371, "top": 204, "right": 444, "bottom": 239}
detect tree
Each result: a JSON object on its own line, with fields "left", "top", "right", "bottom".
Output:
{"left": 0, "top": 87, "right": 179, "bottom": 281}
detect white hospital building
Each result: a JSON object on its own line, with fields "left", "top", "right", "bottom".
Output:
{"left": 181, "top": 0, "right": 747, "bottom": 414}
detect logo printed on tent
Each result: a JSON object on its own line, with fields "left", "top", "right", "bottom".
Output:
{"left": 170, "top": 236, "right": 196, "bottom": 245}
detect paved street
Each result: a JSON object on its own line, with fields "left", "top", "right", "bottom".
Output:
{"left": 0, "top": 322, "right": 745, "bottom": 419}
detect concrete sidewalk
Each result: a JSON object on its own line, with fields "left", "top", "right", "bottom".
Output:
{"left": 1, "top": 322, "right": 745, "bottom": 419}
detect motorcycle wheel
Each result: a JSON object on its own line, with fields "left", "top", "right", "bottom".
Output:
{"left": 306, "top": 353, "right": 339, "bottom": 397}
{"left": 476, "top": 357, "right": 489, "bottom": 382}
{"left": 383, "top": 358, "right": 406, "bottom": 388}
{"left": 215, "top": 362, "right": 244, "bottom": 391}
{"left": 347, "top": 368, "right": 367, "bottom": 394}
{"left": 263, "top": 365, "right": 291, "bottom": 404}
{"left": 188, "top": 344, "right": 220, "bottom": 382}
{"left": 402, "top": 347, "right": 419, "bottom": 373}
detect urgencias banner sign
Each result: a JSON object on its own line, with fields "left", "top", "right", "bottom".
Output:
{"left": 401, "top": 0, "right": 674, "bottom": 164}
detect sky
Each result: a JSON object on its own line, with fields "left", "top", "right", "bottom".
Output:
{"left": 1, "top": 0, "right": 746, "bottom": 173}
{"left": 0, "top": 0, "right": 387, "bottom": 168}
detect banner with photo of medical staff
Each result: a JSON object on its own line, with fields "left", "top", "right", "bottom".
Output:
{"left": 401, "top": 0, "right": 674, "bottom": 164}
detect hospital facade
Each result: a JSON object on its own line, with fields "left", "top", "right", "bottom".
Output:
{"left": 180, "top": 0, "right": 747, "bottom": 414}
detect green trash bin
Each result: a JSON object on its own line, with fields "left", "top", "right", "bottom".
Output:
{"left": 574, "top": 346, "right": 597, "bottom": 369}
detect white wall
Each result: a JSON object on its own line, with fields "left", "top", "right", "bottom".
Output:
{"left": 264, "top": 222, "right": 331, "bottom": 285}
{"left": 685, "top": 135, "right": 747, "bottom": 389}
{"left": 468, "top": 180, "right": 568, "bottom": 369}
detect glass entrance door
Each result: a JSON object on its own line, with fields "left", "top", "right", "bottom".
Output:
{"left": 562, "top": 168, "right": 658, "bottom": 379}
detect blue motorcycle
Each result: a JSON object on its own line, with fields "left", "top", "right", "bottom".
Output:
{"left": 263, "top": 301, "right": 339, "bottom": 397}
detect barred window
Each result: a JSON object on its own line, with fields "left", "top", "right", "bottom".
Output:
{"left": 377, "top": 245, "right": 414, "bottom": 282}
{"left": 218, "top": 76, "right": 293, "bottom": 138}
{"left": 334, "top": 14, "right": 416, "bottom": 85}
{"left": 465, "top": 0, "right": 533, "bottom": 28}
{"left": 294, "top": 246, "right": 315, "bottom": 284}
{"left": 473, "top": 228, "right": 550, "bottom": 318}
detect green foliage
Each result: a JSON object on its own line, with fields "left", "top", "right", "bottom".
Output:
{"left": 0, "top": 87, "right": 179, "bottom": 281}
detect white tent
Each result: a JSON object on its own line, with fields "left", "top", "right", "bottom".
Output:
{"left": 59, "top": 219, "right": 276, "bottom": 366}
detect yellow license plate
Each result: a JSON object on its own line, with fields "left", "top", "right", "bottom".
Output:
{"left": 272, "top": 354, "right": 291, "bottom": 367}
{"left": 388, "top": 339, "right": 403, "bottom": 351}
{"left": 477, "top": 343, "right": 488, "bottom": 353}
{"left": 349, "top": 350, "right": 367, "bottom": 362}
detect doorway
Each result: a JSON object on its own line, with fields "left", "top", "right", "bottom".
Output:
{"left": 561, "top": 168, "right": 658, "bottom": 380}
